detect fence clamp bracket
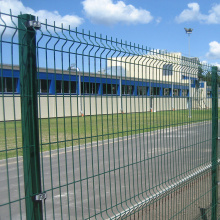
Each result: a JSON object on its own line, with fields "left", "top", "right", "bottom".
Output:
{"left": 34, "top": 192, "right": 47, "bottom": 201}
{"left": 26, "top": 20, "right": 41, "bottom": 30}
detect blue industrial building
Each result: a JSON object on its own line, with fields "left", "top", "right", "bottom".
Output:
{"left": 0, "top": 65, "right": 209, "bottom": 98}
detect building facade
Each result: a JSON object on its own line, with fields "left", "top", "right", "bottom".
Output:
{"left": 0, "top": 55, "right": 211, "bottom": 121}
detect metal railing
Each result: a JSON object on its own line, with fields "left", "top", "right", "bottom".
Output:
{"left": 0, "top": 11, "right": 219, "bottom": 219}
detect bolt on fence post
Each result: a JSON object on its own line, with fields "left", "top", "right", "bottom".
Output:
{"left": 18, "top": 14, "right": 43, "bottom": 220}
{"left": 211, "top": 66, "right": 218, "bottom": 220}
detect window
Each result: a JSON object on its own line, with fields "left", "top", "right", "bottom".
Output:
{"left": 103, "top": 83, "right": 118, "bottom": 95}
{"left": 163, "top": 88, "right": 170, "bottom": 96}
{"left": 182, "top": 89, "right": 188, "bottom": 97}
{"left": 163, "top": 64, "right": 173, "bottom": 76}
{"left": 0, "top": 77, "right": 17, "bottom": 93}
{"left": 137, "top": 86, "right": 147, "bottom": 96}
{"left": 56, "top": 80, "right": 62, "bottom": 93}
{"left": 81, "top": 82, "right": 98, "bottom": 95}
{"left": 173, "top": 89, "right": 180, "bottom": 97}
{"left": 63, "top": 81, "right": 69, "bottom": 93}
{"left": 39, "top": 79, "right": 51, "bottom": 93}
{"left": 122, "top": 85, "right": 134, "bottom": 95}
{"left": 56, "top": 80, "right": 77, "bottom": 94}
{"left": 70, "top": 81, "right": 77, "bottom": 93}
{"left": 207, "top": 91, "right": 211, "bottom": 97}
{"left": 150, "top": 87, "right": 160, "bottom": 96}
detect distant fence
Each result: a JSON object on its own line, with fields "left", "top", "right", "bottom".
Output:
{"left": 0, "top": 12, "right": 219, "bottom": 220}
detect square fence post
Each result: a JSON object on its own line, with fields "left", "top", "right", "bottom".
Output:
{"left": 18, "top": 14, "right": 43, "bottom": 220}
{"left": 211, "top": 66, "right": 218, "bottom": 220}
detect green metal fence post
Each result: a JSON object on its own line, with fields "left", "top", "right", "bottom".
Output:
{"left": 211, "top": 66, "right": 218, "bottom": 220}
{"left": 18, "top": 14, "right": 43, "bottom": 220}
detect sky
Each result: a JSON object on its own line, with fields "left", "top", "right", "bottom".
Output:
{"left": 1, "top": 0, "right": 220, "bottom": 67}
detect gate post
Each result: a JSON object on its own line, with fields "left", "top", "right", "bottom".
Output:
{"left": 18, "top": 14, "right": 43, "bottom": 220}
{"left": 211, "top": 66, "right": 218, "bottom": 220}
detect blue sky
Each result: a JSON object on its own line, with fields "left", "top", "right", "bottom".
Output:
{"left": 1, "top": 0, "right": 220, "bottom": 67}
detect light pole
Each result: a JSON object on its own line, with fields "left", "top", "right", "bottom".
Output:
{"left": 184, "top": 28, "right": 193, "bottom": 118}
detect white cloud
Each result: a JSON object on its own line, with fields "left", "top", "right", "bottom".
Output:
{"left": 176, "top": 3, "right": 203, "bottom": 23}
{"left": 176, "top": 2, "right": 220, "bottom": 24}
{"left": 0, "top": 0, "right": 83, "bottom": 34}
{"left": 82, "top": 0, "right": 153, "bottom": 25}
{"left": 206, "top": 4, "right": 220, "bottom": 24}
{"left": 206, "top": 41, "right": 220, "bottom": 60}
{"left": 156, "top": 17, "right": 162, "bottom": 24}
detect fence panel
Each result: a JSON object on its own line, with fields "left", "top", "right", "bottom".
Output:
{"left": 0, "top": 11, "right": 219, "bottom": 220}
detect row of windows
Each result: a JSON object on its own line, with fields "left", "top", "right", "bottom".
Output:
{"left": 2, "top": 77, "right": 213, "bottom": 98}
{"left": 150, "top": 87, "right": 187, "bottom": 97}
{"left": 39, "top": 80, "right": 136, "bottom": 95}
{"left": 1, "top": 77, "right": 192, "bottom": 97}
{"left": 44, "top": 80, "right": 188, "bottom": 97}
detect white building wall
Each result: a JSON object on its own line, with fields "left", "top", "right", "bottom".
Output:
{"left": 108, "top": 53, "right": 199, "bottom": 84}
{"left": 0, "top": 96, "right": 213, "bottom": 121}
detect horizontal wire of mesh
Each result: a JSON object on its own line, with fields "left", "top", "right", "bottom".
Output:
{"left": 0, "top": 11, "right": 219, "bottom": 220}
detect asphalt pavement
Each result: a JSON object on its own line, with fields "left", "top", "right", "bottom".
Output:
{"left": 0, "top": 120, "right": 216, "bottom": 219}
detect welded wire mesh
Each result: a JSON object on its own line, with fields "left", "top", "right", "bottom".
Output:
{"left": 0, "top": 11, "right": 219, "bottom": 220}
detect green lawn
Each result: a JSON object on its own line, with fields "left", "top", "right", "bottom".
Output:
{"left": 0, "top": 109, "right": 213, "bottom": 159}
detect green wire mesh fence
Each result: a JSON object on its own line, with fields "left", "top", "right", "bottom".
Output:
{"left": 0, "top": 11, "right": 219, "bottom": 219}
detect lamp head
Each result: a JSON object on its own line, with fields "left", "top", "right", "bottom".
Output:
{"left": 184, "top": 28, "right": 193, "bottom": 34}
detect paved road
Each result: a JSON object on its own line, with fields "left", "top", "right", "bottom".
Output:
{"left": 0, "top": 121, "right": 216, "bottom": 219}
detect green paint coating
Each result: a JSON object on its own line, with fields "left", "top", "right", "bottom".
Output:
{"left": 211, "top": 66, "right": 218, "bottom": 220}
{"left": 18, "top": 14, "right": 43, "bottom": 220}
